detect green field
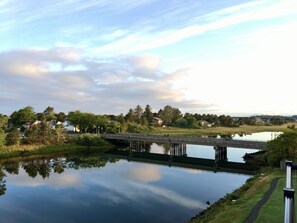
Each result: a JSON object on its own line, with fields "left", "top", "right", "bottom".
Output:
{"left": 152, "top": 124, "right": 289, "bottom": 136}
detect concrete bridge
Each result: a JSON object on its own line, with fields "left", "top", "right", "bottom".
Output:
{"left": 101, "top": 133, "right": 267, "bottom": 150}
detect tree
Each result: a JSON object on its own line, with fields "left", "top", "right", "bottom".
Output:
{"left": 43, "top": 106, "right": 56, "bottom": 122}
{"left": 125, "top": 109, "right": 135, "bottom": 123}
{"left": 186, "top": 116, "right": 198, "bottom": 128}
{"left": 54, "top": 124, "right": 67, "bottom": 143}
{"left": 116, "top": 114, "right": 126, "bottom": 126}
{"left": 0, "top": 114, "right": 8, "bottom": 148}
{"left": 159, "top": 105, "right": 182, "bottom": 125}
{"left": 175, "top": 118, "right": 188, "bottom": 128}
{"left": 95, "top": 115, "right": 109, "bottom": 133}
{"left": 134, "top": 105, "right": 143, "bottom": 123}
{"left": 265, "top": 131, "right": 297, "bottom": 166}
{"left": 5, "top": 128, "right": 21, "bottom": 146}
{"left": 56, "top": 112, "right": 67, "bottom": 123}
{"left": 9, "top": 106, "right": 36, "bottom": 127}
{"left": 106, "top": 121, "right": 122, "bottom": 134}
{"left": 144, "top": 105, "right": 154, "bottom": 124}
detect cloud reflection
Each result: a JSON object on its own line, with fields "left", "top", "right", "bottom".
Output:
{"left": 129, "top": 165, "right": 161, "bottom": 182}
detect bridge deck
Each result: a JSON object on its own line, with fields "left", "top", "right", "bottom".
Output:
{"left": 101, "top": 133, "right": 267, "bottom": 150}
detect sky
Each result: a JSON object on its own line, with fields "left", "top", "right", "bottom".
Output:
{"left": 0, "top": 0, "right": 297, "bottom": 116}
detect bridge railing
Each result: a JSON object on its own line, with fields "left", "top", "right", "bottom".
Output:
{"left": 284, "top": 161, "right": 296, "bottom": 223}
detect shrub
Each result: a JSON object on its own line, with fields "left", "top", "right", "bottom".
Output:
{"left": 76, "top": 133, "right": 107, "bottom": 146}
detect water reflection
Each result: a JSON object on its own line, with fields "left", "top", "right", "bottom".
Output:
{"left": 0, "top": 153, "right": 251, "bottom": 223}
{"left": 1, "top": 155, "right": 117, "bottom": 179}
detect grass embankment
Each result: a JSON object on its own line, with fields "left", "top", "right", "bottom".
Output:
{"left": 152, "top": 124, "right": 290, "bottom": 136}
{"left": 255, "top": 174, "right": 297, "bottom": 222}
{"left": 0, "top": 142, "right": 113, "bottom": 159}
{"left": 189, "top": 169, "right": 285, "bottom": 223}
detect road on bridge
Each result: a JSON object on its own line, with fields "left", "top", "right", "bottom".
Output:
{"left": 101, "top": 133, "right": 267, "bottom": 150}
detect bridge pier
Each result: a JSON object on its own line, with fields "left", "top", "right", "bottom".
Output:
{"left": 170, "top": 143, "right": 187, "bottom": 156}
{"left": 214, "top": 146, "right": 228, "bottom": 162}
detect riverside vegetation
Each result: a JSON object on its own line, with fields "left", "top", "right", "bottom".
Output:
{"left": 1, "top": 105, "right": 297, "bottom": 223}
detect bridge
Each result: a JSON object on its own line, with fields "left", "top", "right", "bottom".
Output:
{"left": 101, "top": 133, "right": 267, "bottom": 150}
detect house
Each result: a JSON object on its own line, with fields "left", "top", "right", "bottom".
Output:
{"left": 198, "top": 120, "right": 213, "bottom": 127}
{"left": 153, "top": 117, "right": 163, "bottom": 127}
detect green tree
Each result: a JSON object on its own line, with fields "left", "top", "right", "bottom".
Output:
{"left": 5, "top": 128, "right": 21, "bottom": 146}
{"left": 43, "top": 106, "right": 56, "bottom": 122}
{"left": 67, "top": 110, "right": 82, "bottom": 131}
{"left": 186, "top": 116, "right": 198, "bottom": 128}
{"left": 134, "top": 105, "right": 143, "bottom": 123}
{"left": 0, "top": 114, "right": 8, "bottom": 148}
{"left": 106, "top": 121, "right": 122, "bottom": 133}
{"left": 9, "top": 106, "right": 36, "bottom": 127}
{"left": 127, "top": 122, "right": 150, "bottom": 133}
{"left": 54, "top": 124, "right": 67, "bottom": 143}
{"left": 175, "top": 118, "right": 188, "bottom": 128}
{"left": 265, "top": 131, "right": 297, "bottom": 166}
{"left": 95, "top": 115, "right": 109, "bottom": 133}
{"left": 159, "top": 105, "right": 182, "bottom": 125}
{"left": 144, "top": 105, "right": 154, "bottom": 124}
{"left": 125, "top": 108, "right": 135, "bottom": 123}
{"left": 56, "top": 112, "right": 67, "bottom": 123}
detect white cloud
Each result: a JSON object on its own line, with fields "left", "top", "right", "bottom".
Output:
{"left": 0, "top": 47, "right": 210, "bottom": 115}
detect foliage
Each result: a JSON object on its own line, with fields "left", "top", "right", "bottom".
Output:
{"left": 0, "top": 115, "right": 8, "bottom": 148}
{"left": 0, "top": 168, "right": 6, "bottom": 196}
{"left": 43, "top": 106, "right": 56, "bottom": 121}
{"left": 9, "top": 106, "right": 36, "bottom": 127}
{"left": 23, "top": 121, "right": 67, "bottom": 145}
{"left": 174, "top": 118, "right": 188, "bottom": 128}
{"left": 265, "top": 131, "right": 297, "bottom": 166}
{"left": 106, "top": 121, "right": 122, "bottom": 134}
{"left": 127, "top": 122, "right": 151, "bottom": 133}
{"left": 76, "top": 133, "right": 107, "bottom": 146}
{"left": 144, "top": 105, "right": 154, "bottom": 124}
{"left": 5, "top": 128, "right": 21, "bottom": 146}
{"left": 68, "top": 110, "right": 109, "bottom": 133}
{"left": 159, "top": 105, "right": 182, "bottom": 125}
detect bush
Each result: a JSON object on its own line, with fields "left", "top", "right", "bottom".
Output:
{"left": 76, "top": 133, "right": 107, "bottom": 146}
{"left": 5, "top": 128, "right": 21, "bottom": 146}
{"left": 265, "top": 131, "right": 297, "bottom": 166}
{"left": 126, "top": 122, "right": 150, "bottom": 133}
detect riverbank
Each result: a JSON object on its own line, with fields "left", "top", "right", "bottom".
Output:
{"left": 152, "top": 124, "right": 290, "bottom": 136}
{"left": 0, "top": 143, "right": 113, "bottom": 159}
{"left": 189, "top": 168, "right": 296, "bottom": 223}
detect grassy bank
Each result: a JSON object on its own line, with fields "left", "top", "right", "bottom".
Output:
{"left": 189, "top": 169, "right": 287, "bottom": 223}
{"left": 0, "top": 143, "right": 113, "bottom": 159}
{"left": 152, "top": 124, "right": 290, "bottom": 136}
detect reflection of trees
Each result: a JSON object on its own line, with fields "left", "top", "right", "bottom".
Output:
{"left": 0, "top": 167, "right": 6, "bottom": 196}
{"left": 130, "top": 142, "right": 152, "bottom": 153}
{"left": 3, "top": 161, "right": 20, "bottom": 175}
{"left": 0, "top": 154, "right": 119, "bottom": 180}
{"left": 163, "top": 143, "right": 170, "bottom": 155}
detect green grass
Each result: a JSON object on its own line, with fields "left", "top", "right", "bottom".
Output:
{"left": 152, "top": 124, "right": 290, "bottom": 136}
{"left": 255, "top": 174, "right": 297, "bottom": 222}
{"left": 189, "top": 169, "right": 284, "bottom": 223}
{"left": 0, "top": 142, "right": 113, "bottom": 159}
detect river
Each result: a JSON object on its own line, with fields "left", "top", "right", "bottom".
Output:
{"left": 0, "top": 132, "right": 280, "bottom": 223}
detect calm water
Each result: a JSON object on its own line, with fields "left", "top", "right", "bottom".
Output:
{"left": 0, "top": 132, "right": 279, "bottom": 222}
{"left": 0, "top": 153, "right": 250, "bottom": 223}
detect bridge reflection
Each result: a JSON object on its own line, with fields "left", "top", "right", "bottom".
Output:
{"left": 105, "top": 145, "right": 255, "bottom": 175}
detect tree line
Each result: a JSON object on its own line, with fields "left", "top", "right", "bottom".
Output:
{"left": 0, "top": 105, "right": 295, "bottom": 148}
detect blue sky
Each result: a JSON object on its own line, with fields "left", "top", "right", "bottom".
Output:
{"left": 0, "top": 0, "right": 297, "bottom": 116}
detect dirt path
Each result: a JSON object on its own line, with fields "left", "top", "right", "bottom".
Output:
{"left": 244, "top": 177, "right": 281, "bottom": 223}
